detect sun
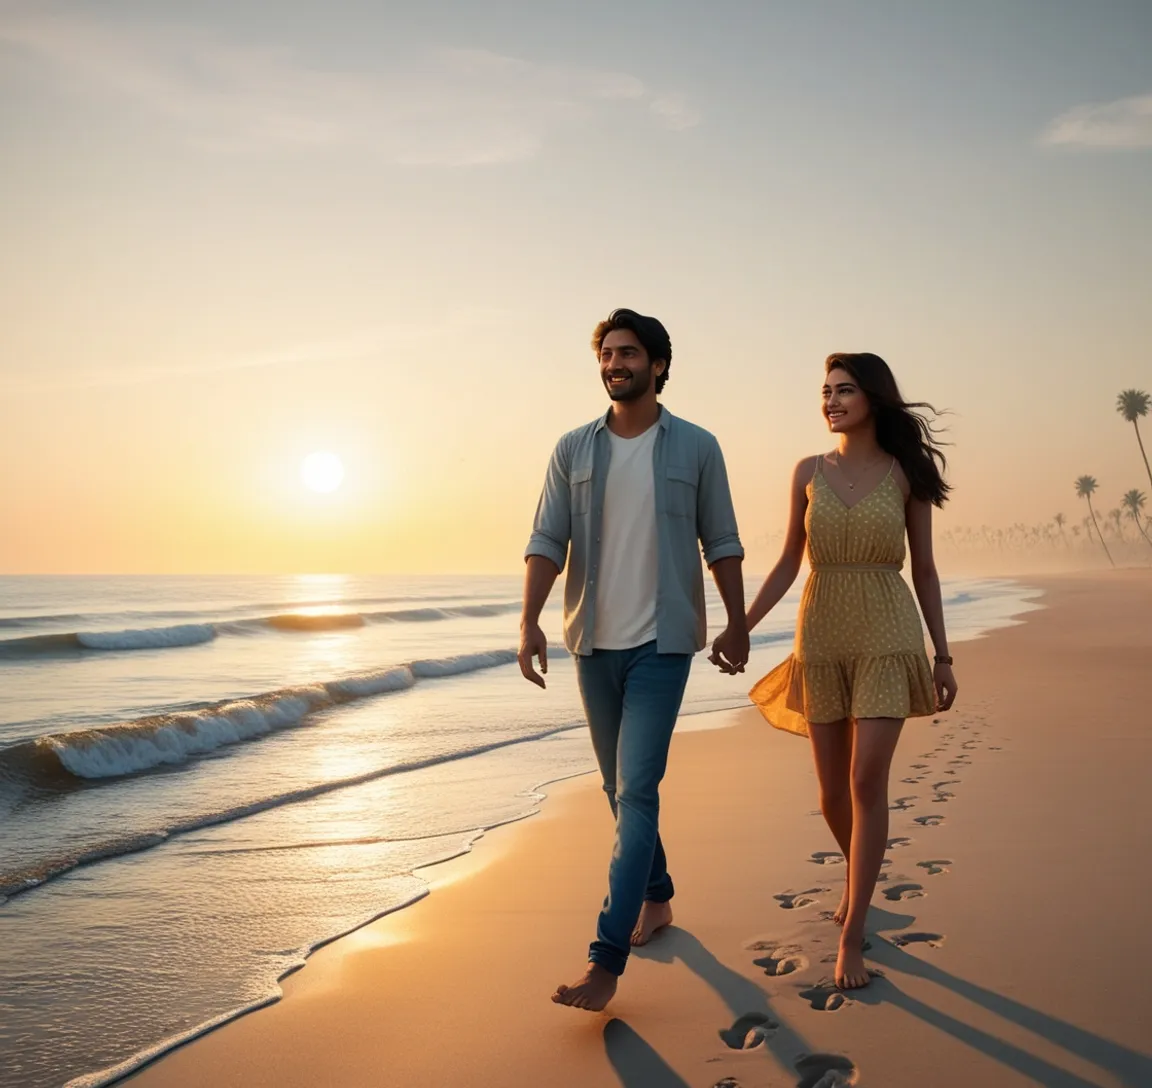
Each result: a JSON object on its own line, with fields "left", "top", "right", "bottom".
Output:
{"left": 300, "top": 451, "right": 345, "bottom": 493}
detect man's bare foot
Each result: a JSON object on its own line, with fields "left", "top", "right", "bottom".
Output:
{"left": 631, "top": 899, "right": 673, "bottom": 946}
{"left": 832, "top": 887, "right": 850, "bottom": 926}
{"left": 551, "top": 963, "right": 618, "bottom": 1011}
{"left": 835, "top": 937, "right": 871, "bottom": 990}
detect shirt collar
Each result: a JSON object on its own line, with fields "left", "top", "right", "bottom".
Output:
{"left": 594, "top": 404, "right": 669, "bottom": 433}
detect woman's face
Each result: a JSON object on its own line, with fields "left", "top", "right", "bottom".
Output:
{"left": 822, "top": 366, "right": 871, "bottom": 433}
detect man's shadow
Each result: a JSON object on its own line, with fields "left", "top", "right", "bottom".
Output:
{"left": 602, "top": 1019, "right": 691, "bottom": 1088}
{"left": 629, "top": 925, "right": 823, "bottom": 1079}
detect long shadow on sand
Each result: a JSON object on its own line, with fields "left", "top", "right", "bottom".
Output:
{"left": 631, "top": 925, "right": 828, "bottom": 1080}
{"left": 634, "top": 918, "right": 1146, "bottom": 1088}
{"left": 863, "top": 906, "right": 1152, "bottom": 1087}
{"left": 603, "top": 1019, "right": 691, "bottom": 1088}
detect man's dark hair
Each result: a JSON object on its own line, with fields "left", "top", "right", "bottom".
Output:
{"left": 591, "top": 308, "right": 673, "bottom": 394}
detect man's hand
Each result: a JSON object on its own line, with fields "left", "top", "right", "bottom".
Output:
{"left": 518, "top": 621, "right": 549, "bottom": 688}
{"left": 709, "top": 624, "right": 750, "bottom": 675}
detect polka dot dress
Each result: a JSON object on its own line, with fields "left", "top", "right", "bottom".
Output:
{"left": 749, "top": 456, "right": 935, "bottom": 736}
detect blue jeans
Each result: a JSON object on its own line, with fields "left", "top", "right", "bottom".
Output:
{"left": 575, "top": 641, "right": 693, "bottom": 977}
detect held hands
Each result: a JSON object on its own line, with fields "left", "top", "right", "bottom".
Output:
{"left": 518, "top": 621, "right": 549, "bottom": 688}
{"left": 709, "top": 623, "right": 750, "bottom": 676}
{"left": 933, "top": 661, "right": 958, "bottom": 711}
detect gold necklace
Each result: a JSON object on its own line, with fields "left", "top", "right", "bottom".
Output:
{"left": 831, "top": 452, "right": 887, "bottom": 491}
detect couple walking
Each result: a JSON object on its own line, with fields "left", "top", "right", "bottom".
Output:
{"left": 518, "top": 308, "right": 958, "bottom": 1012}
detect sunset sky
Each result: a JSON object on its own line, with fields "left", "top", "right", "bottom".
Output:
{"left": 2, "top": 1, "right": 1149, "bottom": 574}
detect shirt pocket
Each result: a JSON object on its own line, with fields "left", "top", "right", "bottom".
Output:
{"left": 665, "top": 463, "right": 698, "bottom": 519}
{"left": 570, "top": 465, "right": 593, "bottom": 516}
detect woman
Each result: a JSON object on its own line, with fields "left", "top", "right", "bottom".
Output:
{"left": 745, "top": 352, "right": 957, "bottom": 990}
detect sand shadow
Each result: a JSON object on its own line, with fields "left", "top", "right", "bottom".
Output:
{"left": 634, "top": 925, "right": 819, "bottom": 1074}
{"left": 862, "top": 905, "right": 1152, "bottom": 1087}
{"left": 602, "top": 1019, "right": 691, "bottom": 1088}
{"left": 637, "top": 915, "right": 1147, "bottom": 1088}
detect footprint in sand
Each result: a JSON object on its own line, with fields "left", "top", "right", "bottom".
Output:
{"left": 886, "top": 836, "right": 912, "bottom": 850}
{"left": 753, "top": 948, "right": 810, "bottom": 976}
{"left": 900, "top": 776, "right": 922, "bottom": 785}
{"left": 883, "top": 882, "right": 925, "bottom": 901}
{"left": 932, "top": 792, "right": 953, "bottom": 804}
{"left": 776, "top": 889, "right": 827, "bottom": 910}
{"left": 809, "top": 851, "right": 845, "bottom": 866}
{"left": 948, "top": 758, "right": 970, "bottom": 766}
{"left": 933, "top": 780, "right": 958, "bottom": 789}
{"left": 799, "top": 980, "right": 852, "bottom": 1011}
{"left": 917, "top": 859, "right": 952, "bottom": 876}
{"left": 719, "top": 1012, "right": 779, "bottom": 1049}
{"left": 989, "top": 746, "right": 1003, "bottom": 751}
{"left": 914, "top": 815, "right": 944, "bottom": 827}
{"left": 911, "top": 763, "right": 929, "bottom": 770}
{"left": 712, "top": 1079, "right": 741, "bottom": 1088}
{"left": 891, "top": 931, "right": 945, "bottom": 948}
{"left": 795, "top": 1053, "right": 859, "bottom": 1088}
{"left": 889, "top": 796, "right": 917, "bottom": 811}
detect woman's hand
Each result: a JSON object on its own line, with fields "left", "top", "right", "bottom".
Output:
{"left": 933, "top": 661, "right": 957, "bottom": 711}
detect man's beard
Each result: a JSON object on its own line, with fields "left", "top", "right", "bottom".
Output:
{"left": 604, "top": 367, "right": 652, "bottom": 401}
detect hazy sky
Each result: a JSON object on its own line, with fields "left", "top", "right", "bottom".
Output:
{"left": 2, "top": 1, "right": 1150, "bottom": 573}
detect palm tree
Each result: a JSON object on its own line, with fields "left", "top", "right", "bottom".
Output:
{"left": 1109, "top": 508, "right": 1125, "bottom": 540}
{"left": 1076, "top": 476, "right": 1114, "bottom": 566}
{"left": 1053, "top": 512, "right": 1068, "bottom": 546}
{"left": 1121, "top": 489, "right": 1152, "bottom": 548}
{"left": 1117, "top": 390, "right": 1152, "bottom": 492}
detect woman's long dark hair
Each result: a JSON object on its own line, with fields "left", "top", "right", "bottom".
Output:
{"left": 825, "top": 352, "right": 951, "bottom": 507}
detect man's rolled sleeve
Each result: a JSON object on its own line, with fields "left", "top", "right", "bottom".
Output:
{"left": 697, "top": 436, "right": 745, "bottom": 568}
{"left": 524, "top": 438, "right": 572, "bottom": 573}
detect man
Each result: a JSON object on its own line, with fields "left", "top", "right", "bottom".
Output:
{"left": 519, "top": 307, "right": 749, "bottom": 1012}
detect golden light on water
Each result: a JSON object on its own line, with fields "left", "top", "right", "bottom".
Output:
{"left": 301, "top": 451, "right": 345, "bottom": 493}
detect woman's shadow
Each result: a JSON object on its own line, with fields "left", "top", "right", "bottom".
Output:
{"left": 623, "top": 915, "right": 1149, "bottom": 1088}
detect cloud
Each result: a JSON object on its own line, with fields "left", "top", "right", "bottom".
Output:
{"left": 1040, "top": 93, "right": 1152, "bottom": 149}
{"left": 0, "top": 9, "right": 699, "bottom": 163}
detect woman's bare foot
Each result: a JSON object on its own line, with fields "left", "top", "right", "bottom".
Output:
{"left": 835, "top": 936, "right": 871, "bottom": 989}
{"left": 631, "top": 900, "right": 673, "bottom": 946}
{"left": 832, "top": 886, "right": 850, "bottom": 926}
{"left": 551, "top": 963, "right": 618, "bottom": 1011}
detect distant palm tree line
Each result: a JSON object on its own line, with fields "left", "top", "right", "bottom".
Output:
{"left": 1069, "top": 389, "right": 1152, "bottom": 565}
{"left": 923, "top": 387, "right": 1152, "bottom": 566}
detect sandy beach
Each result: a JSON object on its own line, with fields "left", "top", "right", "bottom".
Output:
{"left": 125, "top": 570, "right": 1151, "bottom": 1088}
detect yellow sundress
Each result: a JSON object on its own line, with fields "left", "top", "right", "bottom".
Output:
{"left": 749, "top": 455, "right": 936, "bottom": 736}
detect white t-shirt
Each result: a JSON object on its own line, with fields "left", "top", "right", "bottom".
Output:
{"left": 592, "top": 423, "right": 659, "bottom": 650}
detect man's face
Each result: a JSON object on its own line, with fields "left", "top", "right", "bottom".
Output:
{"left": 598, "top": 329, "right": 664, "bottom": 402}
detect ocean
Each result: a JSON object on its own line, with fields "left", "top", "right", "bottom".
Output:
{"left": 0, "top": 573, "right": 1042, "bottom": 1088}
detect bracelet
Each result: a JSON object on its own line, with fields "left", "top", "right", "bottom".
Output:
{"left": 934, "top": 654, "right": 953, "bottom": 665}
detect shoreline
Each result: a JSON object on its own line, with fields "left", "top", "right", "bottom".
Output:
{"left": 41, "top": 575, "right": 1047, "bottom": 1088}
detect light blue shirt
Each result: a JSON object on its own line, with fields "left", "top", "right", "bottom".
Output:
{"left": 525, "top": 407, "right": 744, "bottom": 656}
